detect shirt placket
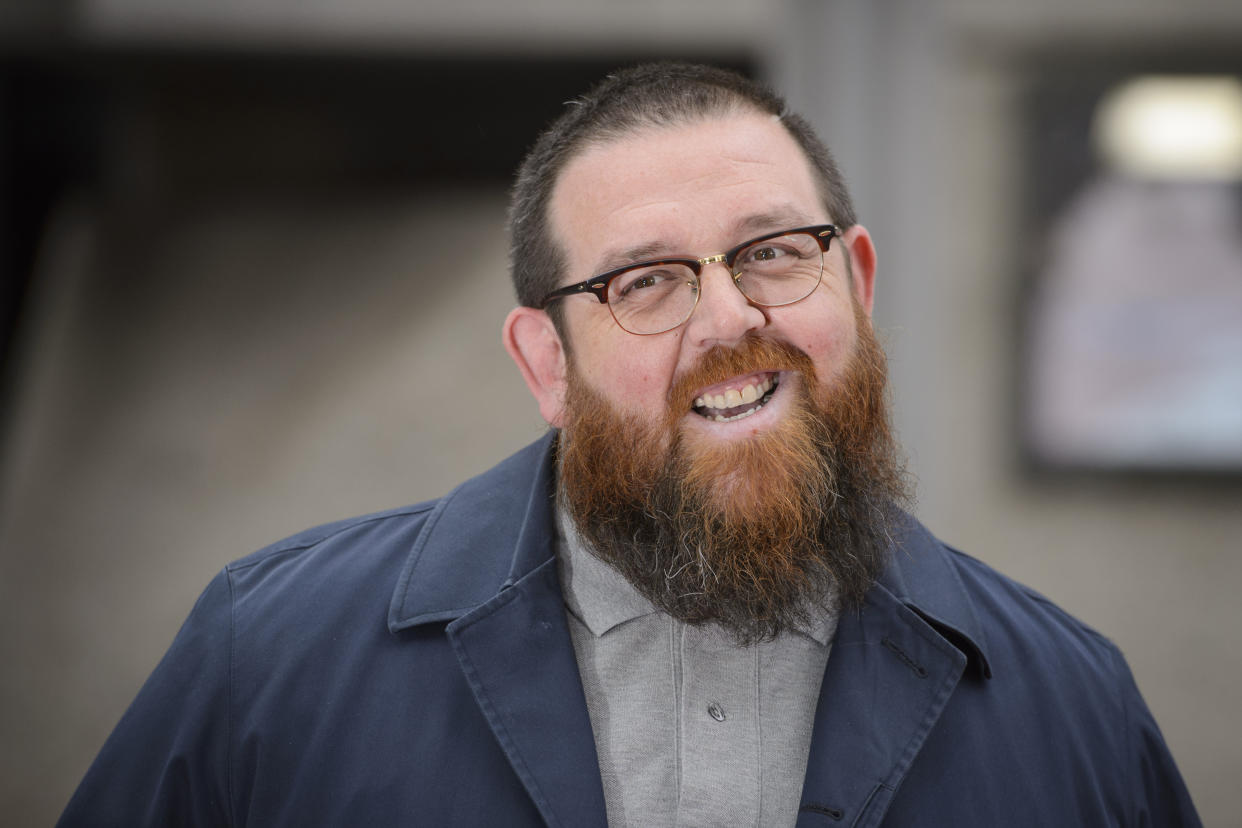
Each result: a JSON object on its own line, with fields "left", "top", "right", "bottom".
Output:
{"left": 675, "top": 623, "right": 760, "bottom": 827}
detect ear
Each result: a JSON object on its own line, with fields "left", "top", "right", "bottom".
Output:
{"left": 841, "top": 224, "right": 878, "bottom": 318}
{"left": 503, "top": 305, "right": 569, "bottom": 428}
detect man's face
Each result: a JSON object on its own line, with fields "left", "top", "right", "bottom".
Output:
{"left": 544, "top": 110, "right": 875, "bottom": 442}
{"left": 509, "top": 110, "right": 900, "bottom": 641}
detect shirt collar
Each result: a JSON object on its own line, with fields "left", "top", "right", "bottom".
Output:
{"left": 555, "top": 503, "right": 838, "bottom": 647}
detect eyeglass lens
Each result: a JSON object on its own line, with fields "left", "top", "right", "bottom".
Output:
{"left": 606, "top": 230, "right": 825, "bottom": 335}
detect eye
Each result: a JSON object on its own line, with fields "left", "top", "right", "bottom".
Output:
{"left": 613, "top": 267, "right": 680, "bottom": 300}
{"left": 737, "top": 234, "right": 818, "bottom": 272}
{"left": 620, "top": 273, "right": 658, "bottom": 294}
{"left": 747, "top": 245, "right": 786, "bottom": 263}
{"left": 739, "top": 242, "right": 800, "bottom": 271}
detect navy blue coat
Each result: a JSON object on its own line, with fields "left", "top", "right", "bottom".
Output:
{"left": 59, "top": 435, "right": 1199, "bottom": 826}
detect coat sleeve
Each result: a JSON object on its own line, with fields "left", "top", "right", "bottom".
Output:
{"left": 1113, "top": 648, "right": 1202, "bottom": 828}
{"left": 57, "top": 569, "right": 235, "bottom": 827}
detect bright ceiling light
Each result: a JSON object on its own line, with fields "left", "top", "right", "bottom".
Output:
{"left": 1093, "top": 75, "right": 1242, "bottom": 180}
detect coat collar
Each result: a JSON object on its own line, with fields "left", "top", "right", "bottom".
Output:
{"left": 874, "top": 513, "right": 993, "bottom": 679}
{"left": 388, "top": 433, "right": 559, "bottom": 632}
{"left": 390, "top": 432, "right": 609, "bottom": 828}
{"left": 388, "top": 434, "right": 995, "bottom": 827}
{"left": 387, "top": 432, "right": 991, "bottom": 679}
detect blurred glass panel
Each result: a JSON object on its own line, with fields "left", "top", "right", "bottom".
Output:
{"left": 1025, "top": 72, "right": 1242, "bottom": 474}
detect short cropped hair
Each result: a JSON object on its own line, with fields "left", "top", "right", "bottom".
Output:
{"left": 507, "top": 62, "right": 858, "bottom": 322}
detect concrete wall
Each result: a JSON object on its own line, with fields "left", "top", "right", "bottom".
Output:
{"left": 0, "top": 190, "right": 551, "bottom": 822}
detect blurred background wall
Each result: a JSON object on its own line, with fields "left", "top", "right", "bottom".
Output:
{"left": 2, "top": 0, "right": 1240, "bottom": 824}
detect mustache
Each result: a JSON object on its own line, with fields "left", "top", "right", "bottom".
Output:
{"left": 665, "top": 334, "right": 817, "bottom": 422}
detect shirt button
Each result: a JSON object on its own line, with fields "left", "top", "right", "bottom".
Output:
{"left": 707, "top": 702, "right": 726, "bottom": 722}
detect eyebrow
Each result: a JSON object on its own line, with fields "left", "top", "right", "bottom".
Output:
{"left": 731, "top": 208, "right": 818, "bottom": 238}
{"left": 588, "top": 207, "right": 820, "bottom": 276}
{"left": 592, "top": 241, "right": 674, "bottom": 275}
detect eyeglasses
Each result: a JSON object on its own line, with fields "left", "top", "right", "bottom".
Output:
{"left": 539, "top": 224, "right": 839, "bottom": 335}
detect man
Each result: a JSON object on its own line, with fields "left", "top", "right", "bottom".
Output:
{"left": 60, "top": 63, "right": 1198, "bottom": 826}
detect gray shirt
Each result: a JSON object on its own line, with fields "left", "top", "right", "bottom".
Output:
{"left": 556, "top": 510, "right": 837, "bottom": 828}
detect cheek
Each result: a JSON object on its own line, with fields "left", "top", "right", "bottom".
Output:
{"left": 574, "top": 330, "right": 683, "bottom": 410}
{"left": 616, "top": 368, "right": 668, "bottom": 403}
{"left": 806, "top": 325, "right": 854, "bottom": 359}
{"left": 617, "top": 348, "right": 684, "bottom": 405}
{"left": 783, "top": 305, "right": 859, "bottom": 377}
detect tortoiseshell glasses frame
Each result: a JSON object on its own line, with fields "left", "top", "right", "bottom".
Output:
{"left": 538, "top": 224, "right": 839, "bottom": 335}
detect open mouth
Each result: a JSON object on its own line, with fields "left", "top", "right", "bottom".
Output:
{"left": 691, "top": 373, "right": 780, "bottom": 422}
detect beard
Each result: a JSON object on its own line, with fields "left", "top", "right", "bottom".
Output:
{"left": 557, "top": 309, "right": 910, "bottom": 644}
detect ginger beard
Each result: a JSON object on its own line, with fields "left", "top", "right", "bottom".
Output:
{"left": 557, "top": 306, "right": 910, "bottom": 644}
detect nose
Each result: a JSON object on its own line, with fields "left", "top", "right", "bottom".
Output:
{"left": 683, "top": 260, "right": 767, "bottom": 347}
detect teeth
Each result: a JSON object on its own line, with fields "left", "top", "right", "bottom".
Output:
{"left": 712, "top": 406, "right": 761, "bottom": 422}
{"left": 694, "top": 375, "right": 778, "bottom": 413}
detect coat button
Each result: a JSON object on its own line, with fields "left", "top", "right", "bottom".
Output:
{"left": 707, "top": 702, "right": 726, "bottom": 722}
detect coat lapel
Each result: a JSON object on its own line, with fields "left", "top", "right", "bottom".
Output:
{"left": 796, "top": 516, "right": 990, "bottom": 827}
{"left": 448, "top": 559, "right": 608, "bottom": 828}
{"left": 796, "top": 589, "right": 967, "bottom": 827}
{"left": 388, "top": 434, "right": 608, "bottom": 827}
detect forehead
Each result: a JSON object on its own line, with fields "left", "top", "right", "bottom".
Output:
{"left": 548, "top": 112, "right": 825, "bottom": 277}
